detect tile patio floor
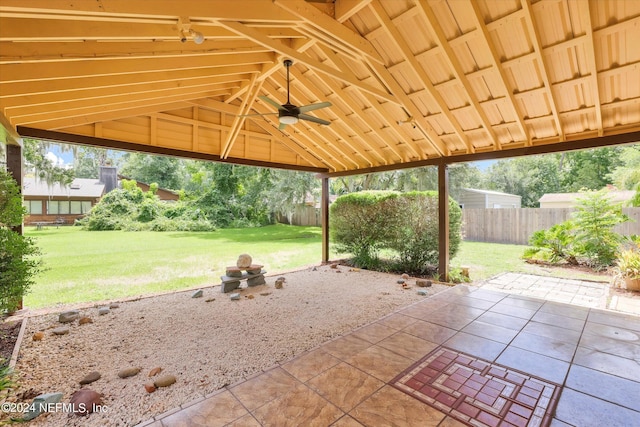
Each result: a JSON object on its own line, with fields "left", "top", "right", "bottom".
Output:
{"left": 139, "top": 280, "right": 640, "bottom": 427}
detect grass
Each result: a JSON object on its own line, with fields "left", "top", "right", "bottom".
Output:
{"left": 24, "top": 224, "right": 325, "bottom": 308}
{"left": 23, "top": 226, "right": 609, "bottom": 309}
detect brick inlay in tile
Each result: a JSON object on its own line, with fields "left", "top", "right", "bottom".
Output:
{"left": 391, "top": 347, "right": 561, "bottom": 427}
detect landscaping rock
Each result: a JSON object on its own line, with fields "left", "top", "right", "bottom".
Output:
{"left": 192, "top": 289, "right": 203, "bottom": 298}
{"left": 32, "top": 332, "right": 44, "bottom": 341}
{"left": 236, "top": 254, "right": 252, "bottom": 268}
{"left": 205, "top": 298, "right": 216, "bottom": 303}
{"left": 154, "top": 375, "right": 177, "bottom": 388}
{"left": 247, "top": 264, "right": 264, "bottom": 274}
{"left": 118, "top": 367, "right": 141, "bottom": 378}
{"left": 401, "top": 273, "right": 410, "bottom": 280}
{"left": 247, "top": 275, "right": 266, "bottom": 287}
{"left": 397, "top": 279, "right": 405, "bottom": 284}
{"left": 260, "top": 292, "right": 271, "bottom": 296}
{"left": 417, "top": 289, "right": 429, "bottom": 296}
{"left": 98, "top": 307, "right": 110, "bottom": 315}
{"left": 79, "top": 371, "right": 101, "bottom": 385}
{"left": 58, "top": 310, "right": 79, "bottom": 323}
{"left": 70, "top": 389, "right": 102, "bottom": 416}
{"left": 226, "top": 267, "right": 242, "bottom": 277}
{"left": 230, "top": 293, "right": 241, "bottom": 300}
{"left": 52, "top": 326, "right": 69, "bottom": 335}
{"left": 79, "top": 317, "right": 93, "bottom": 325}
{"left": 23, "top": 392, "right": 63, "bottom": 421}
{"left": 245, "top": 294, "right": 255, "bottom": 300}
{"left": 109, "top": 303, "right": 120, "bottom": 309}
{"left": 144, "top": 382, "right": 156, "bottom": 393}
{"left": 148, "top": 367, "right": 162, "bottom": 377}
{"left": 416, "top": 279, "right": 432, "bottom": 288}
{"left": 330, "top": 263, "right": 338, "bottom": 269}
{"left": 274, "top": 278, "right": 284, "bottom": 289}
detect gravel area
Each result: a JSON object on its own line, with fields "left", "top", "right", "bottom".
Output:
{"left": 9, "top": 264, "right": 449, "bottom": 426}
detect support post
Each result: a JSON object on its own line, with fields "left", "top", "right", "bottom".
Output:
{"left": 438, "top": 162, "right": 449, "bottom": 282}
{"left": 6, "top": 143, "right": 23, "bottom": 310}
{"left": 321, "top": 176, "right": 330, "bottom": 263}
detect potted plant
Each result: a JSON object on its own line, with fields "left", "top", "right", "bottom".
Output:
{"left": 615, "top": 249, "right": 640, "bottom": 291}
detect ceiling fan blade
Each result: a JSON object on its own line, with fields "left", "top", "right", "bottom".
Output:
{"left": 238, "top": 112, "right": 278, "bottom": 117}
{"left": 299, "top": 114, "right": 331, "bottom": 126}
{"left": 298, "top": 102, "right": 332, "bottom": 113}
{"left": 278, "top": 122, "right": 288, "bottom": 130}
{"left": 259, "top": 95, "right": 285, "bottom": 110}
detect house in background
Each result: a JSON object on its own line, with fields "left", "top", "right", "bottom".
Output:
{"left": 23, "top": 177, "right": 105, "bottom": 225}
{"left": 539, "top": 189, "right": 635, "bottom": 208}
{"left": 458, "top": 188, "right": 521, "bottom": 209}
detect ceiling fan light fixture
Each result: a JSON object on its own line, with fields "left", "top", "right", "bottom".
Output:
{"left": 279, "top": 115, "right": 299, "bottom": 125}
{"left": 190, "top": 29, "right": 205, "bottom": 44}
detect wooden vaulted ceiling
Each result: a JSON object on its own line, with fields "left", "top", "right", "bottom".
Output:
{"left": 1, "top": 0, "right": 639, "bottom": 176}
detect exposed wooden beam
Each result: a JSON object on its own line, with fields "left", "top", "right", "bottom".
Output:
{"left": 416, "top": 0, "right": 501, "bottom": 150}
{"left": 220, "top": 74, "right": 262, "bottom": 159}
{"left": 335, "top": 0, "right": 371, "bottom": 23}
{"left": 468, "top": 0, "right": 529, "bottom": 145}
{"left": 521, "top": 0, "right": 564, "bottom": 141}
{"left": 274, "top": 0, "right": 382, "bottom": 64}
{"left": 321, "top": 176, "right": 330, "bottom": 263}
{"left": 17, "top": 126, "right": 329, "bottom": 173}
{"left": 578, "top": 0, "right": 603, "bottom": 136}
{"left": 368, "top": 1, "right": 473, "bottom": 154}
{"left": 216, "top": 20, "right": 399, "bottom": 104}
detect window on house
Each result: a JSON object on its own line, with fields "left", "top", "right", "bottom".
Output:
{"left": 81, "top": 201, "right": 92, "bottom": 213}
{"left": 70, "top": 201, "right": 82, "bottom": 214}
{"left": 24, "top": 200, "right": 43, "bottom": 215}
{"left": 48, "top": 200, "right": 92, "bottom": 214}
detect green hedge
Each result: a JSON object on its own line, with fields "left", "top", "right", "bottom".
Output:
{"left": 330, "top": 190, "right": 462, "bottom": 272}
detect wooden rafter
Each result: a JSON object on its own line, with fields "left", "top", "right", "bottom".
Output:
{"left": 368, "top": 0, "right": 473, "bottom": 154}
{"left": 467, "top": 0, "right": 529, "bottom": 145}
{"left": 578, "top": 0, "right": 603, "bottom": 136}
{"left": 274, "top": 0, "right": 383, "bottom": 64}
{"left": 216, "top": 20, "right": 399, "bottom": 105}
{"left": 220, "top": 74, "right": 262, "bottom": 159}
{"left": 521, "top": 0, "right": 564, "bottom": 141}
{"left": 415, "top": 0, "right": 501, "bottom": 151}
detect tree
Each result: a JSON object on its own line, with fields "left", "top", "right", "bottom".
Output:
{"left": 73, "top": 146, "right": 121, "bottom": 178}
{"left": 23, "top": 139, "right": 74, "bottom": 186}
{"left": 561, "top": 147, "right": 622, "bottom": 191}
{"left": 119, "top": 153, "right": 186, "bottom": 190}
{"left": 609, "top": 145, "right": 640, "bottom": 190}
{"left": 266, "top": 170, "right": 319, "bottom": 224}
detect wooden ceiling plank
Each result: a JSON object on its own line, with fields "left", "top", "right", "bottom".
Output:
{"left": 521, "top": 0, "right": 564, "bottom": 141}
{"left": 317, "top": 44, "right": 425, "bottom": 160}
{"left": 216, "top": 20, "right": 399, "bottom": 104}
{"left": 0, "top": 1, "right": 300, "bottom": 23}
{"left": 578, "top": 0, "right": 603, "bottom": 136}
{"left": 274, "top": 0, "right": 383, "bottom": 64}
{"left": 369, "top": 1, "right": 471, "bottom": 154}
{"left": 225, "top": 59, "right": 285, "bottom": 104}
{"left": 416, "top": 0, "right": 501, "bottom": 150}
{"left": 220, "top": 74, "right": 262, "bottom": 159}
{"left": 335, "top": 0, "right": 372, "bottom": 23}
{"left": 12, "top": 91, "right": 221, "bottom": 127}
{"left": 0, "top": 64, "right": 261, "bottom": 98}
{"left": 0, "top": 75, "right": 244, "bottom": 110}
{"left": 281, "top": 69, "right": 381, "bottom": 167}
{"left": 468, "top": 0, "right": 529, "bottom": 144}
{"left": 0, "top": 51, "right": 275, "bottom": 82}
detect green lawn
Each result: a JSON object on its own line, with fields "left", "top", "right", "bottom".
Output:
{"left": 24, "top": 226, "right": 608, "bottom": 309}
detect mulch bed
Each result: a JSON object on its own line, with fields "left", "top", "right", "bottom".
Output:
{"left": 0, "top": 319, "right": 22, "bottom": 365}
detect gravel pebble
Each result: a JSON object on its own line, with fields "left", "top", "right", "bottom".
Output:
{"left": 14, "top": 266, "right": 449, "bottom": 426}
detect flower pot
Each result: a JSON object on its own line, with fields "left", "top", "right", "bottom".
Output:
{"left": 624, "top": 277, "right": 640, "bottom": 292}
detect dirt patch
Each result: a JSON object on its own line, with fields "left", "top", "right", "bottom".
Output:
{"left": 0, "top": 319, "right": 22, "bottom": 365}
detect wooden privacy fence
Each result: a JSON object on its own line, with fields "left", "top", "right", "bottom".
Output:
{"left": 277, "top": 205, "right": 321, "bottom": 227}
{"left": 462, "top": 208, "right": 640, "bottom": 245}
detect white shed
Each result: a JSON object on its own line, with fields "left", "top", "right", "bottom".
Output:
{"left": 539, "top": 190, "right": 635, "bottom": 208}
{"left": 458, "top": 188, "right": 521, "bottom": 209}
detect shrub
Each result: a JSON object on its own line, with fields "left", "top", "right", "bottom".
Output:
{"left": 526, "top": 221, "right": 577, "bottom": 264}
{"left": 330, "top": 190, "right": 462, "bottom": 273}
{"left": 330, "top": 191, "right": 401, "bottom": 269}
{"left": 0, "top": 170, "right": 41, "bottom": 313}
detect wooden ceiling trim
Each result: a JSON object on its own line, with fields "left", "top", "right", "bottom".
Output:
{"left": 416, "top": 0, "right": 500, "bottom": 151}
{"left": 287, "top": 68, "right": 387, "bottom": 166}
{"left": 468, "top": 0, "right": 528, "bottom": 146}
{"left": 579, "top": 4, "right": 601, "bottom": 137}
{"left": 368, "top": 1, "right": 473, "bottom": 154}
{"left": 335, "top": 0, "right": 372, "bottom": 23}
{"left": 281, "top": 123, "right": 350, "bottom": 171}
{"left": 520, "top": 0, "right": 564, "bottom": 141}
{"left": 274, "top": 0, "right": 383, "bottom": 64}
{"left": 217, "top": 20, "right": 398, "bottom": 105}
